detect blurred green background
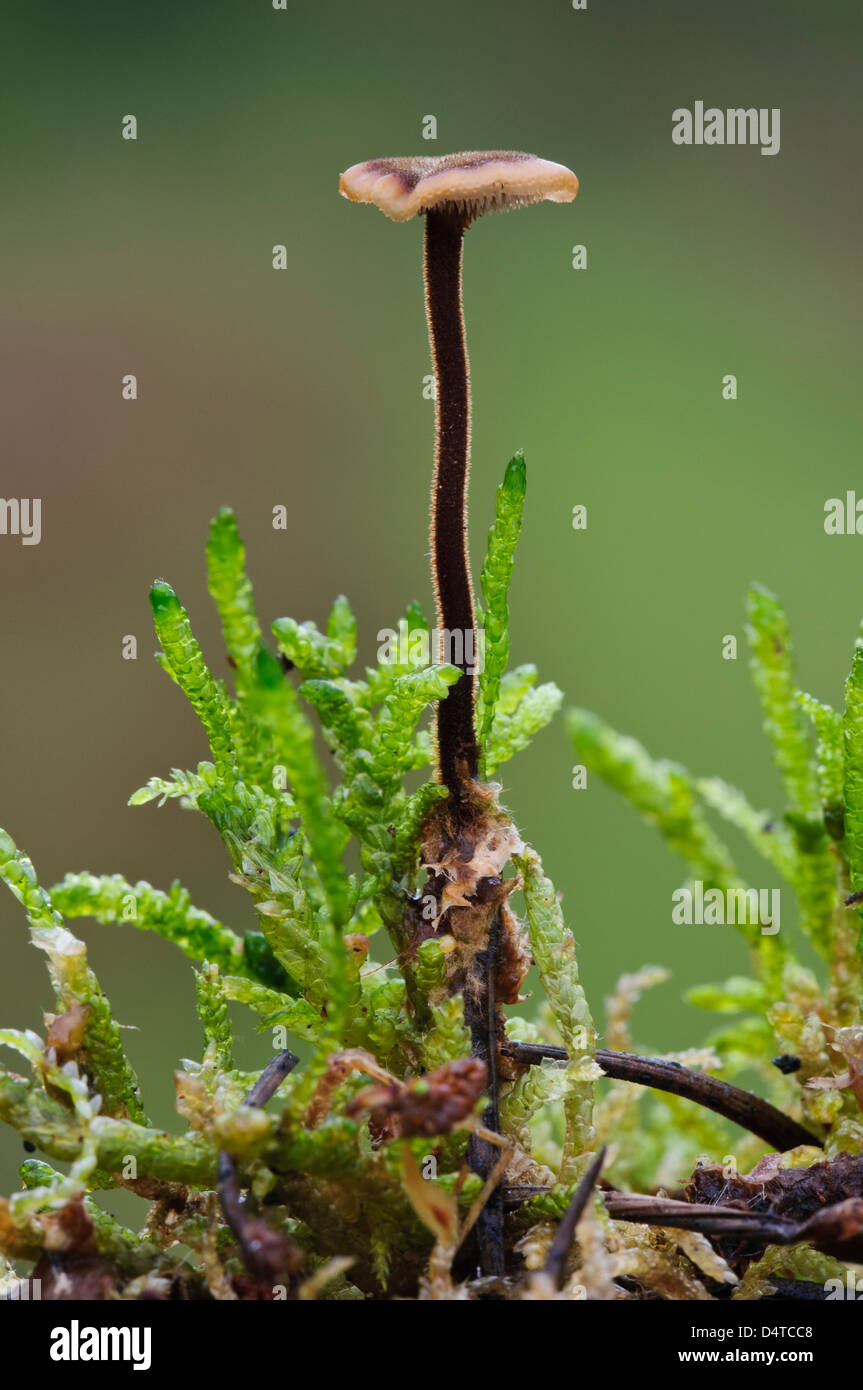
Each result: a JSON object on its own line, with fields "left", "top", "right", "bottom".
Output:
{"left": 1, "top": 0, "right": 861, "bottom": 1194}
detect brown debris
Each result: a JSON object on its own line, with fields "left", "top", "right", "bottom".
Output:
{"left": 421, "top": 781, "right": 523, "bottom": 921}
{"left": 687, "top": 1150, "right": 863, "bottom": 1229}
{"left": 39, "top": 1196, "right": 97, "bottom": 1254}
{"left": 119, "top": 1174, "right": 192, "bottom": 1207}
{"left": 44, "top": 1004, "right": 91, "bottom": 1065}
{"left": 418, "top": 783, "right": 529, "bottom": 1011}
{"left": 0, "top": 1196, "right": 42, "bottom": 1262}
{"left": 32, "top": 1252, "right": 117, "bottom": 1301}
{"left": 342, "top": 932, "right": 370, "bottom": 969}
{"left": 347, "top": 1058, "right": 488, "bottom": 1139}
{"left": 302, "top": 1048, "right": 392, "bottom": 1130}
{"left": 33, "top": 1197, "right": 118, "bottom": 1301}
{"left": 495, "top": 901, "right": 531, "bottom": 1008}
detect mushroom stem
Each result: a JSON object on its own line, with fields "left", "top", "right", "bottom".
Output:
{"left": 424, "top": 207, "right": 480, "bottom": 796}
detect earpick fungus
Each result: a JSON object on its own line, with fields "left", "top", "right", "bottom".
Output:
{"left": 341, "top": 151, "right": 578, "bottom": 1279}
{"left": 339, "top": 152, "right": 578, "bottom": 803}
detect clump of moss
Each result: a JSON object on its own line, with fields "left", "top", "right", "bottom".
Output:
{"left": 0, "top": 475, "right": 584, "bottom": 1299}
{"left": 3, "top": 473, "right": 862, "bottom": 1300}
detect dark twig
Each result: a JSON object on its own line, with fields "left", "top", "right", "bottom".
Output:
{"left": 465, "top": 913, "right": 505, "bottom": 1278}
{"left": 501, "top": 1041, "right": 822, "bottom": 1152}
{"left": 604, "top": 1192, "right": 793, "bottom": 1240}
{"left": 218, "top": 1050, "right": 300, "bottom": 1284}
{"left": 245, "top": 1049, "right": 300, "bottom": 1108}
{"left": 502, "top": 1185, "right": 553, "bottom": 1210}
{"left": 762, "top": 1278, "right": 831, "bottom": 1301}
{"left": 501, "top": 1040, "right": 568, "bottom": 1064}
{"left": 543, "top": 1146, "right": 607, "bottom": 1289}
{"left": 603, "top": 1190, "right": 863, "bottom": 1262}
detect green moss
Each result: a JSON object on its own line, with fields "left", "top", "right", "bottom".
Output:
{"left": 1, "top": 488, "right": 862, "bottom": 1301}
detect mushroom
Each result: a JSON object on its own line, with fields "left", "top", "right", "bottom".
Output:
{"left": 340, "top": 152, "right": 578, "bottom": 803}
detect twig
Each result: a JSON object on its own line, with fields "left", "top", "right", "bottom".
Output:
{"left": 501, "top": 1041, "right": 822, "bottom": 1152}
{"left": 465, "top": 912, "right": 506, "bottom": 1278}
{"left": 762, "top": 1278, "right": 831, "bottom": 1301}
{"left": 501, "top": 1041, "right": 568, "bottom": 1064}
{"left": 245, "top": 1049, "right": 300, "bottom": 1107}
{"left": 543, "top": 1146, "right": 607, "bottom": 1290}
{"left": 602, "top": 1190, "right": 863, "bottom": 1262}
{"left": 603, "top": 1191, "right": 793, "bottom": 1240}
{"left": 501, "top": 1185, "right": 553, "bottom": 1210}
{"left": 217, "top": 1050, "right": 300, "bottom": 1283}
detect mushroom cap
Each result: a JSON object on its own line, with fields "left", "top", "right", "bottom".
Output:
{"left": 339, "top": 151, "right": 578, "bottom": 223}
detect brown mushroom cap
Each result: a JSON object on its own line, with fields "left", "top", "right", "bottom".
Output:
{"left": 339, "top": 150, "right": 578, "bottom": 223}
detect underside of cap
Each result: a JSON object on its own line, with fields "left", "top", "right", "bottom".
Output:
{"left": 339, "top": 151, "right": 578, "bottom": 223}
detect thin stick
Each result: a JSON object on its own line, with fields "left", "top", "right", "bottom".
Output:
{"left": 543, "top": 1146, "right": 607, "bottom": 1289}
{"left": 501, "top": 1041, "right": 822, "bottom": 1152}
{"left": 609, "top": 1191, "right": 863, "bottom": 1261}
{"left": 465, "top": 912, "right": 506, "bottom": 1277}
{"left": 245, "top": 1048, "right": 300, "bottom": 1107}
{"left": 424, "top": 207, "right": 479, "bottom": 795}
{"left": 218, "top": 1050, "right": 300, "bottom": 1282}
{"left": 603, "top": 1191, "right": 805, "bottom": 1244}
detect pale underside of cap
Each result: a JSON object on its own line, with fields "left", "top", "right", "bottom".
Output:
{"left": 339, "top": 151, "right": 578, "bottom": 223}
